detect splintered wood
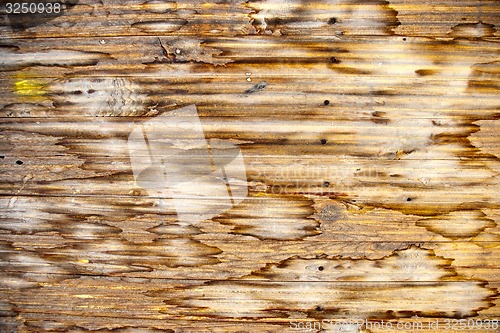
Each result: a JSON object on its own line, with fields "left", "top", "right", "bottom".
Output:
{"left": 0, "top": 0, "right": 499, "bottom": 332}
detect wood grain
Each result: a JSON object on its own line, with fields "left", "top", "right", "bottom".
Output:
{"left": 0, "top": 0, "right": 499, "bottom": 332}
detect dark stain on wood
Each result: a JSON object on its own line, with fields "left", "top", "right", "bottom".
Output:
{"left": 154, "top": 246, "right": 497, "bottom": 319}
{"left": 244, "top": 81, "right": 268, "bottom": 94}
{"left": 415, "top": 69, "right": 439, "bottom": 76}
{"left": 416, "top": 210, "right": 497, "bottom": 239}
{"left": 0, "top": 49, "right": 112, "bottom": 71}
{"left": 213, "top": 194, "right": 321, "bottom": 240}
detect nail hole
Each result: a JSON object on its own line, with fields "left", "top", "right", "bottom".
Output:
{"left": 130, "top": 189, "right": 142, "bottom": 196}
{"left": 0, "top": 156, "right": 4, "bottom": 159}
{"left": 320, "top": 139, "right": 327, "bottom": 145}
{"left": 16, "top": 160, "right": 23, "bottom": 165}
{"left": 323, "top": 100, "right": 330, "bottom": 106}
{"left": 402, "top": 37, "right": 407, "bottom": 41}
{"left": 323, "top": 181, "right": 330, "bottom": 187}
{"left": 316, "top": 306, "right": 324, "bottom": 312}
{"left": 328, "top": 17, "right": 337, "bottom": 24}
{"left": 407, "top": 197, "right": 412, "bottom": 202}
{"left": 329, "top": 57, "right": 340, "bottom": 64}
{"left": 318, "top": 266, "right": 324, "bottom": 271}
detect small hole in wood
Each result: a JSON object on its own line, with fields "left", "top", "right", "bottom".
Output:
{"left": 130, "top": 189, "right": 142, "bottom": 196}
{"left": 329, "top": 57, "right": 340, "bottom": 64}
{"left": 16, "top": 160, "right": 23, "bottom": 165}
{"left": 403, "top": 37, "right": 407, "bottom": 41}
{"left": 328, "top": 17, "right": 337, "bottom": 24}
{"left": 0, "top": 156, "right": 4, "bottom": 159}
{"left": 316, "top": 306, "right": 324, "bottom": 312}
{"left": 318, "top": 266, "right": 324, "bottom": 271}
{"left": 407, "top": 197, "right": 412, "bottom": 202}
{"left": 88, "top": 89, "right": 96, "bottom": 94}
{"left": 320, "top": 139, "right": 327, "bottom": 145}
{"left": 323, "top": 181, "right": 330, "bottom": 187}
{"left": 323, "top": 100, "right": 330, "bottom": 106}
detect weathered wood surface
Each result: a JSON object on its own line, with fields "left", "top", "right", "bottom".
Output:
{"left": 0, "top": 0, "right": 499, "bottom": 332}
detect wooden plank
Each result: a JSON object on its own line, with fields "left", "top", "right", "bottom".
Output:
{"left": 0, "top": 0, "right": 499, "bottom": 332}
{"left": 0, "top": 0, "right": 499, "bottom": 39}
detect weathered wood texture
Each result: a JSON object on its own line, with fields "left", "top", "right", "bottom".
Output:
{"left": 0, "top": 0, "right": 499, "bottom": 332}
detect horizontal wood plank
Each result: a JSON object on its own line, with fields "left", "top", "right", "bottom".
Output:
{"left": 0, "top": 0, "right": 499, "bottom": 332}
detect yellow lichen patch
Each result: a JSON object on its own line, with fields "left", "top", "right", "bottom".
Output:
{"left": 13, "top": 73, "right": 46, "bottom": 102}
